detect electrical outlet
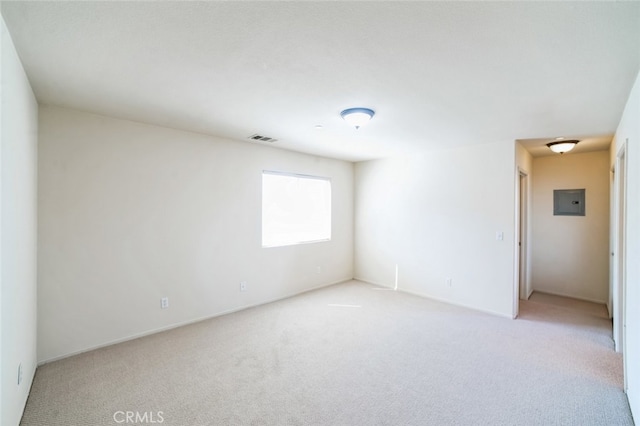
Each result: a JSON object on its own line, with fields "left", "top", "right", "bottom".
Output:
{"left": 240, "top": 281, "right": 247, "bottom": 292}
{"left": 17, "top": 363, "right": 22, "bottom": 385}
{"left": 446, "top": 278, "right": 453, "bottom": 287}
{"left": 161, "top": 297, "right": 169, "bottom": 309}
{"left": 316, "top": 266, "right": 322, "bottom": 274}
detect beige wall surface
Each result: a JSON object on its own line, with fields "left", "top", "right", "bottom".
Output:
{"left": 531, "top": 151, "right": 610, "bottom": 303}
{"left": 38, "top": 106, "right": 354, "bottom": 363}
{"left": 1, "top": 15, "right": 39, "bottom": 426}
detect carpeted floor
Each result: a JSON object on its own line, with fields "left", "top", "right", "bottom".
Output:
{"left": 20, "top": 280, "right": 633, "bottom": 426}
{"left": 528, "top": 291, "right": 610, "bottom": 319}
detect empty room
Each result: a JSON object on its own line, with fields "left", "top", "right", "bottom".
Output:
{"left": 2, "top": 2, "right": 640, "bottom": 425}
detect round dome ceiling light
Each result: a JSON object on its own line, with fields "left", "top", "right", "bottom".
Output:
{"left": 546, "top": 139, "right": 579, "bottom": 154}
{"left": 340, "top": 108, "right": 375, "bottom": 129}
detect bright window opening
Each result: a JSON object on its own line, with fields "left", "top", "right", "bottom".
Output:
{"left": 262, "top": 171, "right": 331, "bottom": 248}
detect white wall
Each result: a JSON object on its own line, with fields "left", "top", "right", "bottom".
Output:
{"left": 354, "top": 141, "right": 516, "bottom": 318}
{"left": 1, "top": 15, "right": 39, "bottom": 426}
{"left": 530, "top": 151, "right": 610, "bottom": 303}
{"left": 614, "top": 69, "right": 640, "bottom": 420}
{"left": 38, "top": 106, "right": 354, "bottom": 363}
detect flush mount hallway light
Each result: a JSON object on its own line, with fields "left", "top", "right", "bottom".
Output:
{"left": 546, "top": 139, "right": 579, "bottom": 154}
{"left": 340, "top": 108, "right": 375, "bottom": 129}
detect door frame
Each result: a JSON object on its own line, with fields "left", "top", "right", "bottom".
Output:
{"left": 513, "top": 167, "right": 530, "bottom": 318}
{"left": 518, "top": 170, "right": 530, "bottom": 301}
{"left": 612, "top": 141, "right": 628, "bottom": 388}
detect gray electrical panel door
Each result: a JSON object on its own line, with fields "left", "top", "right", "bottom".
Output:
{"left": 553, "top": 189, "right": 585, "bottom": 216}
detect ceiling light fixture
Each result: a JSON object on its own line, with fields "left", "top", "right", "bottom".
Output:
{"left": 546, "top": 139, "right": 579, "bottom": 154}
{"left": 340, "top": 108, "right": 375, "bottom": 129}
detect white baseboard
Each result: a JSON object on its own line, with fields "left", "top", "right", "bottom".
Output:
{"left": 39, "top": 277, "right": 353, "bottom": 365}
{"left": 628, "top": 388, "right": 639, "bottom": 426}
{"left": 353, "top": 275, "right": 394, "bottom": 290}
{"left": 402, "top": 288, "right": 513, "bottom": 319}
{"left": 354, "top": 278, "right": 512, "bottom": 319}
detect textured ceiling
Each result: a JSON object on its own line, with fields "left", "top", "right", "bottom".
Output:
{"left": 2, "top": 1, "right": 639, "bottom": 161}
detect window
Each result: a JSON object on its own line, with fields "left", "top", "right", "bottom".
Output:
{"left": 262, "top": 171, "right": 331, "bottom": 247}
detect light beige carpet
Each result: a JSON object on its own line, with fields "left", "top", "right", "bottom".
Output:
{"left": 528, "top": 291, "right": 610, "bottom": 319}
{"left": 20, "top": 280, "right": 632, "bottom": 426}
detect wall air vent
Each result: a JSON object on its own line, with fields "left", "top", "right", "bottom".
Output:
{"left": 248, "top": 134, "right": 278, "bottom": 143}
